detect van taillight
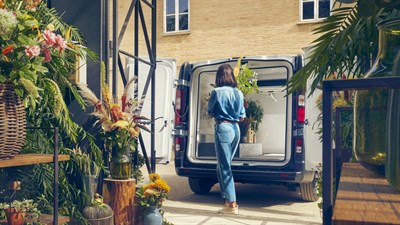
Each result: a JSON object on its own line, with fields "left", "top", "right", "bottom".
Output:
{"left": 175, "top": 137, "right": 181, "bottom": 152}
{"left": 175, "top": 89, "right": 182, "bottom": 123}
{"left": 295, "top": 139, "right": 303, "bottom": 153}
{"left": 176, "top": 89, "right": 182, "bottom": 111}
{"left": 297, "top": 95, "right": 305, "bottom": 123}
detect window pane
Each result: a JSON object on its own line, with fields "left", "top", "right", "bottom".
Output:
{"left": 179, "top": 0, "right": 188, "bottom": 13}
{"left": 179, "top": 15, "right": 188, "bottom": 31}
{"left": 318, "top": 0, "right": 330, "bottom": 18}
{"left": 302, "top": 2, "right": 314, "bottom": 20}
{"left": 166, "top": 15, "right": 175, "bottom": 32}
{"left": 166, "top": 0, "right": 175, "bottom": 15}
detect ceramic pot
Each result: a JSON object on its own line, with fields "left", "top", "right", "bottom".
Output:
{"left": 142, "top": 206, "right": 163, "bottom": 225}
{"left": 5, "top": 208, "right": 26, "bottom": 225}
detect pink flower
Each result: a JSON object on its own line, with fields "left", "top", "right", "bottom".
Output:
{"left": 43, "top": 29, "right": 56, "bottom": 46}
{"left": 54, "top": 34, "right": 67, "bottom": 52}
{"left": 42, "top": 45, "right": 51, "bottom": 63}
{"left": 25, "top": 45, "right": 40, "bottom": 58}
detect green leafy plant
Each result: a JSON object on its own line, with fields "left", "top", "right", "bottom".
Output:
{"left": 234, "top": 58, "right": 259, "bottom": 96}
{"left": 0, "top": 1, "right": 104, "bottom": 224}
{"left": 245, "top": 99, "right": 264, "bottom": 131}
{"left": 0, "top": 199, "right": 42, "bottom": 224}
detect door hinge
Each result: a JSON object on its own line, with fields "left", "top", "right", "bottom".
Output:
{"left": 172, "top": 129, "right": 188, "bottom": 136}
{"left": 174, "top": 79, "right": 189, "bottom": 87}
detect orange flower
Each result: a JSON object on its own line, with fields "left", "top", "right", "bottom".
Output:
{"left": 2, "top": 45, "right": 14, "bottom": 55}
{"left": 149, "top": 173, "right": 160, "bottom": 182}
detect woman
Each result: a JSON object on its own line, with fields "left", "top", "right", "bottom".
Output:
{"left": 207, "top": 63, "right": 246, "bottom": 215}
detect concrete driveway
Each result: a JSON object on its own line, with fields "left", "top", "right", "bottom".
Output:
{"left": 153, "top": 163, "right": 322, "bottom": 225}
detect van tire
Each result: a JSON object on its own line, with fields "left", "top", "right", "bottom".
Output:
{"left": 299, "top": 175, "right": 319, "bottom": 202}
{"left": 188, "top": 177, "right": 214, "bottom": 195}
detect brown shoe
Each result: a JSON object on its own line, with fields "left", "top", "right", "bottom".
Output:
{"left": 218, "top": 204, "right": 239, "bottom": 215}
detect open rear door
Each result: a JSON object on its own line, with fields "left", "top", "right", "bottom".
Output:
{"left": 126, "top": 57, "right": 176, "bottom": 164}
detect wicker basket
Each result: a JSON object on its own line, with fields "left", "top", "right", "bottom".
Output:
{"left": 0, "top": 84, "right": 26, "bottom": 160}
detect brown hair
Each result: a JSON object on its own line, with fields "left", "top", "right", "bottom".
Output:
{"left": 215, "top": 64, "right": 237, "bottom": 87}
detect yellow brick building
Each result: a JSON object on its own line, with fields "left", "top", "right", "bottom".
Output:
{"left": 117, "top": 0, "right": 330, "bottom": 67}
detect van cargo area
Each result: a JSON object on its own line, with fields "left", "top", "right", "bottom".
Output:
{"left": 173, "top": 56, "right": 322, "bottom": 202}
{"left": 197, "top": 68, "right": 289, "bottom": 163}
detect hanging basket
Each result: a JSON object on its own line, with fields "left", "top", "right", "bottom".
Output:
{"left": 0, "top": 84, "right": 26, "bottom": 160}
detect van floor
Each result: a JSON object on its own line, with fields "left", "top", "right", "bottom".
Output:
{"left": 235, "top": 153, "right": 285, "bottom": 161}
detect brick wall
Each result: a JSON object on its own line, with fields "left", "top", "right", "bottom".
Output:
{"left": 112, "top": 0, "right": 322, "bottom": 94}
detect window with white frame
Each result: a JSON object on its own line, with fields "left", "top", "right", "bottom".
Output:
{"left": 300, "top": 0, "right": 332, "bottom": 21}
{"left": 164, "top": 0, "right": 189, "bottom": 33}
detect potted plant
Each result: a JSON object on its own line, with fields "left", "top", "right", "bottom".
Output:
{"left": 246, "top": 99, "right": 264, "bottom": 132}
{"left": 136, "top": 174, "right": 171, "bottom": 225}
{"left": 233, "top": 58, "right": 260, "bottom": 142}
{"left": 0, "top": 199, "right": 42, "bottom": 225}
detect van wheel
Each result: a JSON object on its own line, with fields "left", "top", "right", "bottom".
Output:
{"left": 188, "top": 177, "right": 214, "bottom": 195}
{"left": 299, "top": 175, "right": 319, "bottom": 202}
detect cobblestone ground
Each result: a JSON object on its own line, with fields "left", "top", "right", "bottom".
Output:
{"left": 150, "top": 163, "right": 322, "bottom": 225}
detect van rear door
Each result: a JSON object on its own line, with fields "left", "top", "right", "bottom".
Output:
{"left": 126, "top": 57, "right": 176, "bottom": 164}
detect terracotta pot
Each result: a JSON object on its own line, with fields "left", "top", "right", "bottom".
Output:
{"left": 5, "top": 208, "right": 26, "bottom": 225}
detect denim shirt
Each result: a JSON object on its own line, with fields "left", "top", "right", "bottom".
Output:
{"left": 207, "top": 86, "right": 246, "bottom": 122}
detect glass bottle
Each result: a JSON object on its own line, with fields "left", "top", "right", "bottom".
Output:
{"left": 353, "top": 18, "right": 400, "bottom": 176}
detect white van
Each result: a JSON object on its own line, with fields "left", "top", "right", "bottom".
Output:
{"left": 173, "top": 55, "right": 322, "bottom": 201}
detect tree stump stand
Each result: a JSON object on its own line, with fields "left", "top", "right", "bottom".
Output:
{"left": 103, "top": 178, "right": 136, "bottom": 225}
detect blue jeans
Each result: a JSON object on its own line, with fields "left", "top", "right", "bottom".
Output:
{"left": 214, "top": 122, "right": 240, "bottom": 202}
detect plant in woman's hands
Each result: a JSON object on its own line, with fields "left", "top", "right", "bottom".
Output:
{"left": 234, "top": 58, "right": 259, "bottom": 96}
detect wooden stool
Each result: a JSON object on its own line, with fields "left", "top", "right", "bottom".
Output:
{"left": 103, "top": 178, "right": 136, "bottom": 225}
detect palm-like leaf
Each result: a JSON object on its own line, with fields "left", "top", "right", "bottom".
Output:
{"left": 288, "top": 3, "right": 400, "bottom": 95}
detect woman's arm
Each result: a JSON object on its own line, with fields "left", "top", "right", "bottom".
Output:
{"left": 207, "top": 90, "right": 216, "bottom": 117}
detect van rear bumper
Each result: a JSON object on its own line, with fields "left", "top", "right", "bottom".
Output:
{"left": 176, "top": 167, "right": 309, "bottom": 184}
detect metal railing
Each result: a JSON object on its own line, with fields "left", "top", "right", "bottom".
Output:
{"left": 322, "top": 77, "right": 400, "bottom": 225}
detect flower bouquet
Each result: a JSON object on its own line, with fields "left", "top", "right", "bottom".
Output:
{"left": 136, "top": 173, "right": 171, "bottom": 208}
{"left": 78, "top": 63, "right": 150, "bottom": 179}
{"left": 0, "top": 0, "right": 90, "bottom": 113}
{"left": 0, "top": 0, "right": 93, "bottom": 159}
